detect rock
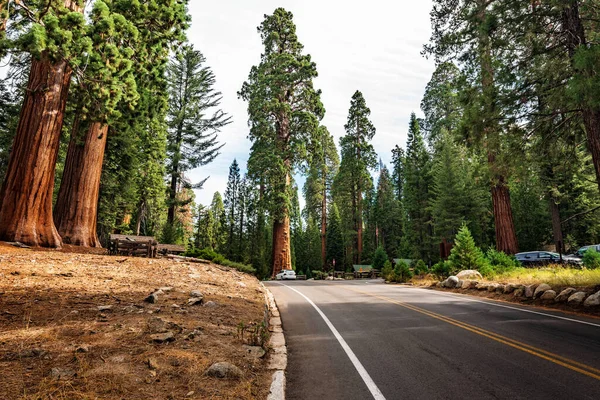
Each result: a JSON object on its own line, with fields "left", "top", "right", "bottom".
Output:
{"left": 237, "top": 282, "right": 247, "bottom": 288}
{"left": 97, "top": 305, "right": 113, "bottom": 311}
{"left": 147, "top": 317, "right": 168, "bottom": 333}
{"left": 19, "top": 348, "right": 48, "bottom": 358}
{"left": 187, "top": 297, "right": 203, "bottom": 306}
{"left": 475, "top": 282, "right": 488, "bottom": 290}
{"left": 204, "top": 301, "right": 217, "bottom": 308}
{"left": 50, "top": 368, "right": 76, "bottom": 380}
{"left": 534, "top": 283, "right": 552, "bottom": 299}
{"left": 524, "top": 285, "right": 537, "bottom": 298}
{"left": 144, "top": 293, "right": 159, "bottom": 304}
{"left": 76, "top": 345, "right": 89, "bottom": 353}
{"left": 495, "top": 284, "right": 505, "bottom": 294}
{"left": 435, "top": 282, "right": 442, "bottom": 288}
{"left": 584, "top": 291, "right": 600, "bottom": 307}
{"left": 461, "top": 280, "right": 472, "bottom": 290}
{"left": 150, "top": 332, "right": 175, "bottom": 343}
{"left": 456, "top": 280, "right": 463, "bottom": 289}
{"left": 487, "top": 283, "right": 499, "bottom": 292}
{"left": 206, "top": 362, "right": 243, "bottom": 379}
{"left": 503, "top": 284, "right": 517, "bottom": 294}
{"left": 242, "top": 345, "right": 266, "bottom": 359}
{"left": 456, "top": 270, "right": 483, "bottom": 280}
{"left": 190, "top": 290, "right": 203, "bottom": 298}
{"left": 567, "top": 292, "right": 587, "bottom": 306}
{"left": 446, "top": 276, "right": 459, "bottom": 288}
{"left": 513, "top": 288, "right": 524, "bottom": 298}
{"left": 147, "top": 357, "right": 159, "bottom": 370}
{"left": 158, "top": 287, "right": 173, "bottom": 292}
{"left": 555, "top": 288, "right": 577, "bottom": 303}
{"left": 540, "top": 290, "right": 556, "bottom": 301}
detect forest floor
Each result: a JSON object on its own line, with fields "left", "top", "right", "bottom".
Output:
{"left": 0, "top": 242, "right": 271, "bottom": 399}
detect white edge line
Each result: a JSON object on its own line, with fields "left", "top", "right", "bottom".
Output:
{"left": 410, "top": 287, "right": 600, "bottom": 328}
{"left": 278, "top": 283, "right": 386, "bottom": 400}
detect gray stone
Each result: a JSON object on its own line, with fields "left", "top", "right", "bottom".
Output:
{"left": 435, "top": 282, "right": 442, "bottom": 288}
{"left": 534, "top": 283, "right": 552, "bottom": 299}
{"left": 555, "top": 288, "right": 577, "bottom": 303}
{"left": 147, "top": 317, "right": 168, "bottom": 333}
{"left": 446, "top": 276, "right": 459, "bottom": 288}
{"left": 150, "top": 332, "right": 175, "bottom": 343}
{"left": 584, "top": 291, "right": 600, "bottom": 307}
{"left": 503, "top": 284, "right": 517, "bottom": 294}
{"left": 476, "top": 282, "right": 488, "bottom": 290}
{"left": 204, "top": 301, "right": 217, "bottom": 308}
{"left": 540, "top": 290, "right": 557, "bottom": 301}
{"left": 187, "top": 297, "right": 204, "bottom": 306}
{"left": 50, "top": 368, "right": 76, "bottom": 380}
{"left": 206, "top": 362, "right": 243, "bottom": 379}
{"left": 513, "top": 288, "right": 524, "bottom": 298}
{"left": 97, "top": 305, "right": 113, "bottom": 311}
{"left": 567, "top": 292, "right": 587, "bottom": 306}
{"left": 524, "top": 285, "right": 537, "bottom": 298}
{"left": 487, "top": 283, "right": 500, "bottom": 292}
{"left": 190, "top": 290, "right": 203, "bottom": 298}
{"left": 461, "top": 280, "right": 472, "bottom": 290}
{"left": 242, "top": 345, "right": 266, "bottom": 359}
{"left": 158, "top": 287, "right": 174, "bottom": 292}
{"left": 456, "top": 270, "right": 483, "bottom": 280}
{"left": 455, "top": 280, "right": 463, "bottom": 289}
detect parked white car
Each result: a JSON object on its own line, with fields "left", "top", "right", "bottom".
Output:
{"left": 275, "top": 270, "right": 296, "bottom": 280}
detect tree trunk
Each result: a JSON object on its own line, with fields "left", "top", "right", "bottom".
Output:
{"left": 0, "top": 53, "right": 74, "bottom": 247}
{"left": 357, "top": 188, "right": 363, "bottom": 264}
{"left": 490, "top": 174, "right": 519, "bottom": 254}
{"left": 321, "top": 186, "right": 327, "bottom": 269}
{"left": 54, "top": 122, "right": 108, "bottom": 247}
{"left": 549, "top": 198, "right": 564, "bottom": 254}
{"left": 271, "top": 215, "right": 292, "bottom": 278}
{"left": 167, "top": 169, "right": 178, "bottom": 225}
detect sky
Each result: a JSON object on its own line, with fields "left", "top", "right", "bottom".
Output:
{"left": 187, "top": 0, "right": 436, "bottom": 208}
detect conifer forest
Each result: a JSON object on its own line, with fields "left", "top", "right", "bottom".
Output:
{"left": 2, "top": 1, "right": 600, "bottom": 279}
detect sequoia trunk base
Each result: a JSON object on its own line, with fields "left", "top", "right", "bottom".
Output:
{"left": 491, "top": 179, "right": 519, "bottom": 255}
{"left": 0, "top": 54, "right": 73, "bottom": 248}
{"left": 271, "top": 216, "right": 292, "bottom": 278}
{"left": 54, "top": 122, "right": 108, "bottom": 247}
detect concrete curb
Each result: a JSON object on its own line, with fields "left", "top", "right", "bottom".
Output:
{"left": 261, "top": 283, "right": 286, "bottom": 400}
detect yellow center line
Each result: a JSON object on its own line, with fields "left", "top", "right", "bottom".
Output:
{"left": 346, "top": 287, "right": 600, "bottom": 381}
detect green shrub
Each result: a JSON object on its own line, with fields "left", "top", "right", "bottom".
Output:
{"left": 184, "top": 248, "right": 255, "bottom": 274}
{"left": 372, "top": 246, "right": 388, "bottom": 270}
{"left": 485, "top": 248, "right": 519, "bottom": 274}
{"left": 432, "top": 260, "right": 455, "bottom": 279}
{"left": 583, "top": 249, "right": 600, "bottom": 269}
{"left": 312, "top": 270, "right": 327, "bottom": 280}
{"left": 381, "top": 260, "right": 393, "bottom": 280}
{"left": 305, "top": 268, "right": 313, "bottom": 279}
{"left": 448, "top": 224, "right": 488, "bottom": 271}
{"left": 393, "top": 260, "right": 413, "bottom": 283}
{"left": 221, "top": 259, "right": 256, "bottom": 274}
{"left": 413, "top": 259, "right": 428, "bottom": 276}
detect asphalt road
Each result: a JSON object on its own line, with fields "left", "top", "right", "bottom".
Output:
{"left": 265, "top": 280, "right": 600, "bottom": 400}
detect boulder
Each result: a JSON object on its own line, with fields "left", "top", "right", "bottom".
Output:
{"left": 150, "top": 332, "right": 175, "bottom": 343}
{"left": 206, "top": 362, "right": 243, "bottom": 379}
{"left": 534, "top": 284, "right": 552, "bottom": 299}
{"left": 456, "top": 280, "right": 463, "bottom": 289}
{"left": 204, "top": 301, "right": 217, "bottom": 308}
{"left": 435, "top": 282, "right": 442, "bottom": 288}
{"left": 513, "top": 288, "right": 524, "bottom": 298}
{"left": 567, "top": 292, "right": 587, "bottom": 306}
{"left": 457, "top": 270, "right": 483, "bottom": 280}
{"left": 524, "top": 285, "right": 537, "bottom": 298}
{"left": 475, "top": 282, "right": 488, "bottom": 291}
{"left": 495, "top": 284, "right": 505, "bottom": 294}
{"left": 555, "top": 288, "right": 577, "bottom": 303}
{"left": 584, "top": 291, "right": 600, "bottom": 307}
{"left": 487, "top": 283, "right": 499, "bottom": 292}
{"left": 242, "top": 345, "right": 266, "bottom": 359}
{"left": 190, "top": 290, "right": 203, "bottom": 298}
{"left": 446, "top": 276, "right": 459, "bottom": 288}
{"left": 503, "top": 284, "right": 517, "bottom": 294}
{"left": 461, "top": 280, "right": 472, "bottom": 290}
{"left": 540, "top": 290, "right": 556, "bottom": 301}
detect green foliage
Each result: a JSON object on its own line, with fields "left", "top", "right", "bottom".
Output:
{"left": 413, "top": 259, "right": 428, "bottom": 276}
{"left": 381, "top": 260, "right": 393, "bottom": 280}
{"left": 372, "top": 246, "right": 388, "bottom": 270}
{"left": 448, "top": 225, "right": 488, "bottom": 271}
{"left": 432, "top": 260, "right": 456, "bottom": 280}
{"left": 185, "top": 247, "right": 255, "bottom": 274}
{"left": 326, "top": 202, "right": 344, "bottom": 269}
{"left": 393, "top": 260, "right": 413, "bottom": 283}
{"left": 485, "top": 249, "right": 519, "bottom": 274}
{"left": 374, "top": 166, "right": 403, "bottom": 259}
{"left": 583, "top": 249, "right": 600, "bottom": 270}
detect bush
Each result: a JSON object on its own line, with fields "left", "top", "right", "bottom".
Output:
{"left": 413, "top": 259, "right": 428, "bottom": 276}
{"left": 583, "top": 249, "right": 600, "bottom": 269}
{"left": 432, "top": 260, "right": 455, "bottom": 279}
{"left": 485, "top": 248, "right": 518, "bottom": 274}
{"left": 393, "top": 260, "right": 413, "bottom": 283}
{"left": 184, "top": 247, "right": 255, "bottom": 274}
{"left": 221, "top": 259, "right": 256, "bottom": 274}
{"left": 184, "top": 247, "right": 218, "bottom": 261}
{"left": 448, "top": 224, "right": 488, "bottom": 271}
{"left": 372, "top": 246, "right": 388, "bottom": 270}
{"left": 312, "top": 270, "right": 327, "bottom": 280}
{"left": 381, "top": 260, "right": 393, "bottom": 280}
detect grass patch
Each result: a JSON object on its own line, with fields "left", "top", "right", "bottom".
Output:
{"left": 494, "top": 266, "right": 600, "bottom": 287}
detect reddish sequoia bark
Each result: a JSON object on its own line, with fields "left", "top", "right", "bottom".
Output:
{"left": 0, "top": 54, "right": 74, "bottom": 247}
{"left": 271, "top": 214, "right": 292, "bottom": 278}
{"left": 321, "top": 186, "right": 327, "bottom": 269}
{"left": 549, "top": 198, "right": 564, "bottom": 254}
{"left": 54, "top": 122, "right": 108, "bottom": 247}
{"left": 490, "top": 173, "right": 519, "bottom": 254}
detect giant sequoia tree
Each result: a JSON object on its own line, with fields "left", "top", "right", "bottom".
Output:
{"left": 0, "top": 0, "right": 88, "bottom": 247}
{"left": 239, "top": 8, "right": 324, "bottom": 276}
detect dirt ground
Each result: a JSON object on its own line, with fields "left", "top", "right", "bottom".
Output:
{"left": 0, "top": 242, "right": 271, "bottom": 399}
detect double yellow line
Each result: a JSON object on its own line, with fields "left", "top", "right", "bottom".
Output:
{"left": 348, "top": 287, "right": 600, "bottom": 381}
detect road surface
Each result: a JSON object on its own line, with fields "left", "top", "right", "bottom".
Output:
{"left": 265, "top": 280, "right": 600, "bottom": 399}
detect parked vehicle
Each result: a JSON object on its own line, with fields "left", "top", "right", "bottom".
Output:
{"left": 572, "top": 244, "right": 600, "bottom": 258}
{"left": 275, "top": 270, "right": 297, "bottom": 280}
{"left": 515, "top": 251, "right": 582, "bottom": 267}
